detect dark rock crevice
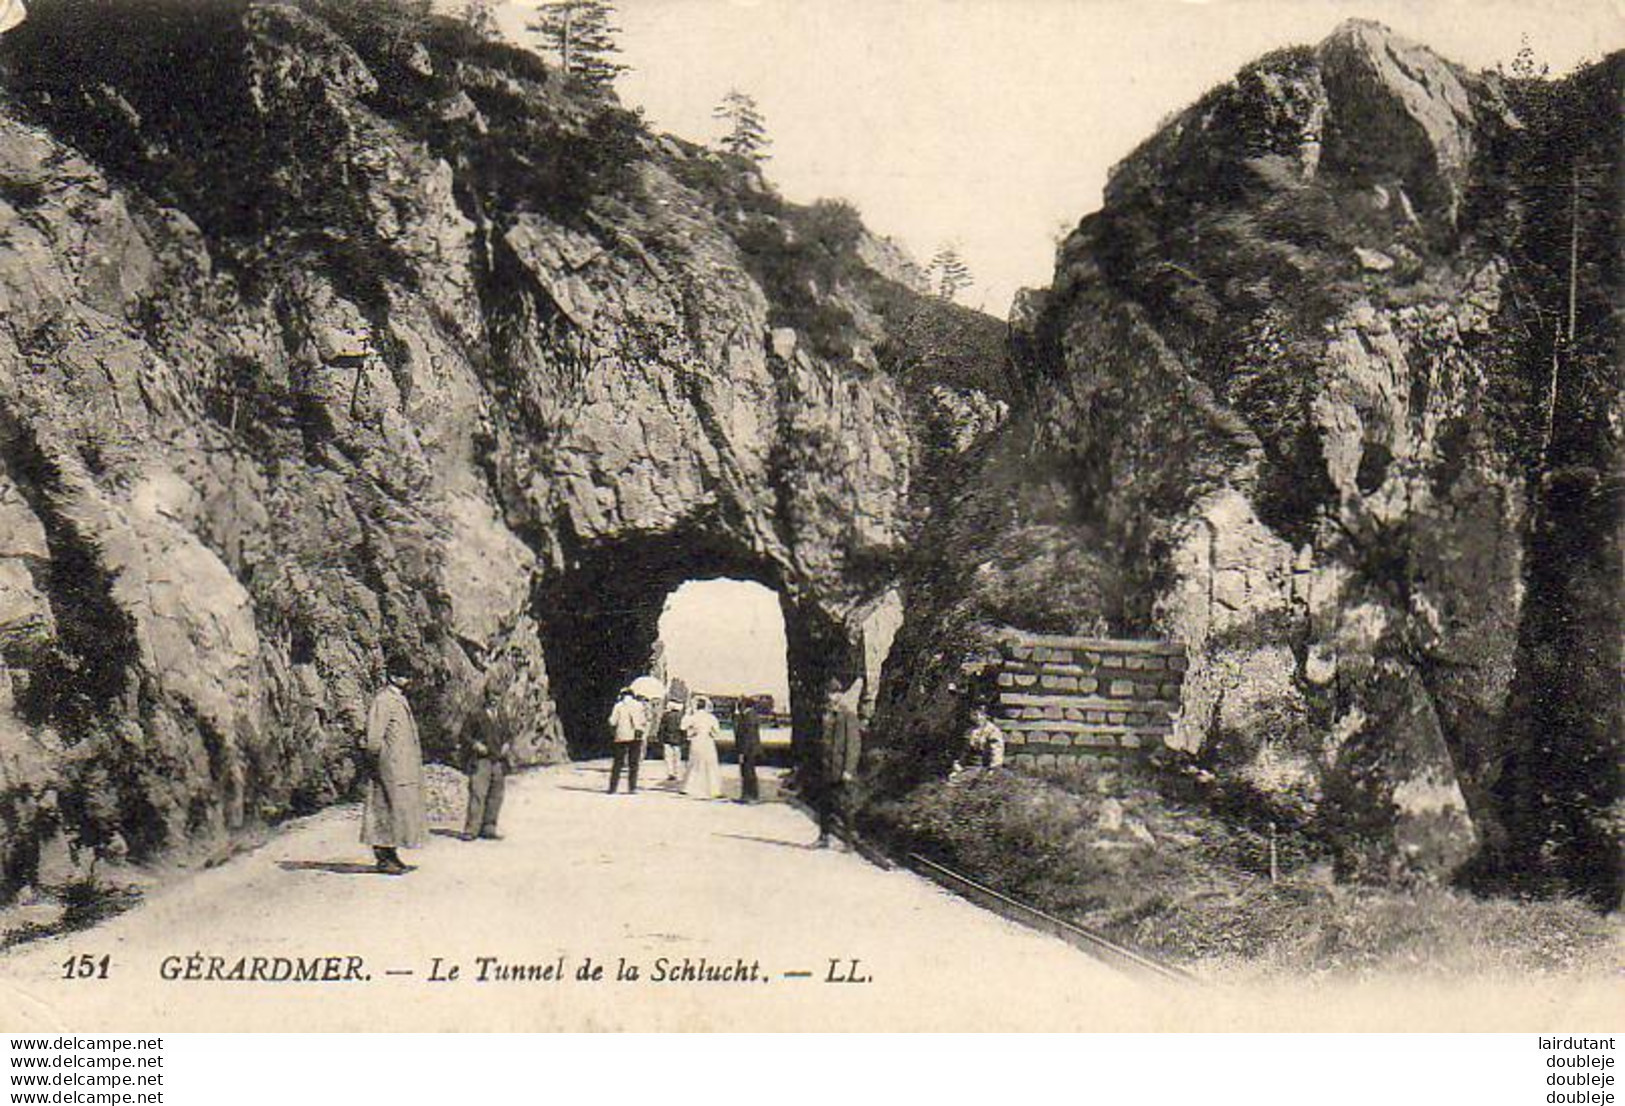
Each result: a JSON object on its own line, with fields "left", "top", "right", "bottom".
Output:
{"left": 0, "top": 406, "right": 140, "bottom": 736}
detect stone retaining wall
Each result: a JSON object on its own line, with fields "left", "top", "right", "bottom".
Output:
{"left": 994, "top": 632, "right": 1187, "bottom": 767}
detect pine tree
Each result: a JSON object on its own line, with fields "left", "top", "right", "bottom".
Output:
{"left": 1496, "top": 40, "right": 1608, "bottom": 465}
{"left": 1505, "top": 34, "right": 1549, "bottom": 81}
{"left": 927, "top": 244, "right": 972, "bottom": 301}
{"left": 712, "top": 89, "right": 771, "bottom": 163}
{"left": 526, "top": 1, "right": 628, "bottom": 92}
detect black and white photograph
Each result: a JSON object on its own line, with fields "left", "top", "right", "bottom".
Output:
{"left": 0, "top": 0, "right": 1616, "bottom": 1041}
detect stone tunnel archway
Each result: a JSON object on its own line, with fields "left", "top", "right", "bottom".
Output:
{"left": 656, "top": 578, "right": 789, "bottom": 741}
{"left": 530, "top": 528, "right": 864, "bottom": 770}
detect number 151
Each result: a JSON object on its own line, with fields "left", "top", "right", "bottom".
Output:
{"left": 61, "top": 954, "right": 110, "bottom": 980}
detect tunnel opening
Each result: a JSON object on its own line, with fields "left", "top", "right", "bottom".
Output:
{"left": 531, "top": 530, "right": 857, "bottom": 768}
{"left": 656, "top": 579, "right": 794, "bottom": 767}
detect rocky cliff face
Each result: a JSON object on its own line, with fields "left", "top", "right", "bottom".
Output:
{"left": 0, "top": 0, "right": 1001, "bottom": 894}
{"left": 877, "top": 23, "right": 1619, "bottom": 904}
{"left": 0, "top": 3, "right": 1612, "bottom": 913}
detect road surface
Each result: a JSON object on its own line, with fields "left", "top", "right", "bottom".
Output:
{"left": 0, "top": 762, "right": 1613, "bottom": 1031}
{"left": 0, "top": 762, "right": 1161, "bottom": 1031}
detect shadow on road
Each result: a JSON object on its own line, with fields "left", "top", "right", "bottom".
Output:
{"left": 555, "top": 782, "right": 688, "bottom": 795}
{"left": 714, "top": 832, "right": 813, "bottom": 852}
{"left": 276, "top": 860, "right": 390, "bottom": 876}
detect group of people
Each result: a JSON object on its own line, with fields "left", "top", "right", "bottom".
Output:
{"left": 354, "top": 664, "right": 868, "bottom": 876}
{"left": 607, "top": 686, "right": 763, "bottom": 803}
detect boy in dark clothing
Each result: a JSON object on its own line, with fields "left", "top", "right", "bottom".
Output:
{"left": 658, "top": 702, "right": 686, "bottom": 782}
{"left": 462, "top": 700, "right": 511, "bottom": 841}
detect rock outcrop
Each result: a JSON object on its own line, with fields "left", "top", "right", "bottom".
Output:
{"left": 0, "top": 0, "right": 1005, "bottom": 895}
{"left": 876, "top": 23, "right": 1619, "bottom": 904}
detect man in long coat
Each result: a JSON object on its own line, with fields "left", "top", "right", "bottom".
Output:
{"left": 814, "top": 676, "right": 864, "bottom": 849}
{"left": 362, "top": 668, "right": 427, "bottom": 874}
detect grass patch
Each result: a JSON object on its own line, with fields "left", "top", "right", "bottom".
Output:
{"left": 868, "top": 764, "right": 1619, "bottom": 980}
{"left": 0, "top": 880, "right": 144, "bottom": 951}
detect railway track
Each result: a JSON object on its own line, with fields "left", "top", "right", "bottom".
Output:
{"left": 906, "top": 852, "right": 1198, "bottom": 985}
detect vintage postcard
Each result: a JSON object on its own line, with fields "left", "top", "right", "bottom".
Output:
{"left": 0, "top": 0, "right": 1617, "bottom": 1033}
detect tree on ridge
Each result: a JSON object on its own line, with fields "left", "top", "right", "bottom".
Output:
{"left": 713, "top": 89, "right": 771, "bottom": 163}
{"left": 927, "top": 243, "right": 973, "bottom": 301}
{"left": 526, "top": 1, "right": 628, "bottom": 92}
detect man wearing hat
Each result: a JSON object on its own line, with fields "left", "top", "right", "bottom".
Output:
{"left": 657, "top": 676, "right": 689, "bottom": 782}
{"left": 733, "top": 698, "right": 763, "bottom": 803}
{"left": 813, "top": 675, "right": 864, "bottom": 849}
{"left": 461, "top": 676, "right": 511, "bottom": 841}
{"left": 607, "top": 686, "right": 648, "bottom": 794}
{"left": 656, "top": 698, "right": 685, "bottom": 782}
{"left": 361, "top": 662, "right": 427, "bottom": 874}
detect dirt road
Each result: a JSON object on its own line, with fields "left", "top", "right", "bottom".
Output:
{"left": 0, "top": 763, "right": 1613, "bottom": 1031}
{"left": 0, "top": 763, "right": 1162, "bottom": 1031}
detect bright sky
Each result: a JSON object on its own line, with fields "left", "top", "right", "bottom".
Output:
{"left": 486, "top": 0, "right": 1620, "bottom": 315}
{"left": 656, "top": 579, "right": 790, "bottom": 708}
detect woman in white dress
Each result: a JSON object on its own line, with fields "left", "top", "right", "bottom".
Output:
{"left": 681, "top": 696, "right": 724, "bottom": 799}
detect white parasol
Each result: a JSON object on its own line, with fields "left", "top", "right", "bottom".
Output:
{"left": 0, "top": 0, "right": 26, "bottom": 37}
{"left": 629, "top": 675, "right": 666, "bottom": 699}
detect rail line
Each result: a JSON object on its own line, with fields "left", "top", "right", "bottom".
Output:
{"left": 906, "top": 852, "right": 1198, "bottom": 985}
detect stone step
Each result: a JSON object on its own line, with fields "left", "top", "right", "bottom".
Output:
{"left": 1001, "top": 632, "right": 1184, "bottom": 655}
{"left": 1000, "top": 708, "right": 1173, "bottom": 726}
{"left": 998, "top": 692, "right": 1181, "bottom": 714}
{"left": 995, "top": 718, "right": 1173, "bottom": 736}
{"left": 1000, "top": 661, "right": 1091, "bottom": 677}
{"left": 999, "top": 654, "right": 1188, "bottom": 674}
{"left": 1008, "top": 739, "right": 1128, "bottom": 753}
{"left": 1004, "top": 731, "right": 1157, "bottom": 751}
{"left": 1003, "top": 707, "right": 1172, "bottom": 728}
{"left": 1008, "top": 748, "right": 1134, "bottom": 763}
{"left": 997, "top": 671, "right": 1182, "bottom": 698}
